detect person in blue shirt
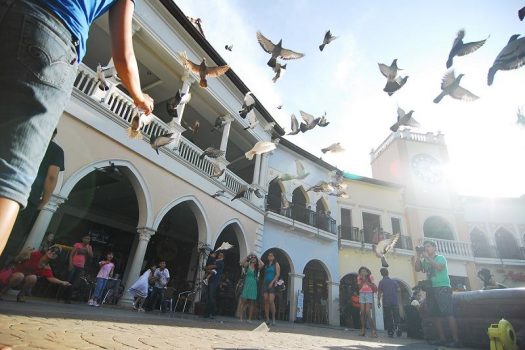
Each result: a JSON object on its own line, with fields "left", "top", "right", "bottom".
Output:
{"left": 0, "top": 0, "right": 153, "bottom": 255}
{"left": 204, "top": 251, "right": 224, "bottom": 319}
{"left": 262, "top": 251, "right": 280, "bottom": 325}
{"left": 377, "top": 268, "right": 402, "bottom": 338}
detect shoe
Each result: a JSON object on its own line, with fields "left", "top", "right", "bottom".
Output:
{"left": 371, "top": 331, "right": 378, "bottom": 338}
{"left": 88, "top": 299, "right": 93, "bottom": 306}
{"left": 265, "top": 321, "right": 271, "bottom": 326}
{"left": 16, "top": 295, "right": 25, "bottom": 303}
{"left": 271, "top": 321, "right": 276, "bottom": 326}
{"left": 132, "top": 304, "right": 138, "bottom": 310}
{"left": 138, "top": 308, "right": 145, "bottom": 312}
{"left": 446, "top": 341, "right": 462, "bottom": 348}
{"left": 359, "top": 329, "right": 365, "bottom": 336}
{"left": 203, "top": 279, "right": 208, "bottom": 286}
{"left": 93, "top": 302, "right": 100, "bottom": 307}
{"left": 396, "top": 328, "right": 402, "bottom": 337}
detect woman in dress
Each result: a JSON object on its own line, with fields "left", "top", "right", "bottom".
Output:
{"left": 262, "top": 251, "right": 280, "bottom": 325}
{"left": 238, "top": 253, "right": 264, "bottom": 322}
{"left": 357, "top": 266, "right": 378, "bottom": 337}
{"left": 128, "top": 264, "right": 156, "bottom": 311}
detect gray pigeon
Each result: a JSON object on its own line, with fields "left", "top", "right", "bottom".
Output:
{"left": 150, "top": 131, "right": 175, "bottom": 154}
{"left": 319, "top": 30, "right": 337, "bottom": 51}
{"left": 243, "top": 109, "right": 259, "bottom": 130}
{"left": 488, "top": 34, "right": 525, "bottom": 86}
{"left": 446, "top": 29, "right": 488, "bottom": 68}
{"left": 379, "top": 59, "right": 407, "bottom": 96}
{"left": 318, "top": 113, "right": 329, "bottom": 127}
{"left": 272, "top": 62, "right": 287, "bottom": 83}
{"left": 384, "top": 76, "right": 409, "bottom": 96}
{"left": 434, "top": 70, "right": 479, "bottom": 103}
{"left": 187, "top": 17, "right": 205, "bottom": 37}
{"left": 210, "top": 163, "right": 225, "bottom": 178}
{"left": 520, "top": 7, "right": 525, "bottom": 21}
{"left": 211, "top": 115, "right": 227, "bottom": 132}
{"left": 306, "top": 181, "right": 334, "bottom": 193}
{"left": 249, "top": 187, "right": 264, "bottom": 198}
{"left": 287, "top": 114, "right": 300, "bottom": 135}
{"left": 166, "top": 90, "right": 191, "bottom": 121}
{"left": 378, "top": 59, "right": 402, "bottom": 81}
{"left": 239, "top": 91, "right": 255, "bottom": 118}
{"left": 321, "top": 143, "right": 344, "bottom": 154}
{"left": 211, "top": 190, "right": 226, "bottom": 198}
{"left": 199, "top": 147, "right": 225, "bottom": 160}
{"left": 232, "top": 185, "right": 248, "bottom": 201}
{"left": 390, "top": 107, "right": 420, "bottom": 132}
{"left": 225, "top": 44, "right": 233, "bottom": 51}
{"left": 299, "top": 110, "right": 320, "bottom": 133}
{"left": 256, "top": 31, "right": 305, "bottom": 68}
{"left": 96, "top": 58, "right": 120, "bottom": 91}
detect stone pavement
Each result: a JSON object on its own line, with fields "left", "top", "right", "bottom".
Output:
{"left": 0, "top": 298, "right": 476, "bottom": 350}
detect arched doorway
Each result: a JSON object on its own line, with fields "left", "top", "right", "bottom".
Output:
{"left": 261, "top": 248, "right": 293, "bottom": 321}
{"left": 392, "top": 278, "right": 412, "bottom": 320}
{"left": 316, "top": 197, "right": 329, "bottom": 231}
{"left": 267, "top": 178, "right": 283, "bottom": 213}
{"left": 339, "top": 273, "right": 360, "bottom": 329}
{"left": 423, "top": 216, "right": 454, "bottom": 240}
{"left": 303, "top": 260, "right": 329, "bottom": 324}
{"left": 495, "top": 228, "right": 521, "bottom": 259}
{"left": 470, "top": 228, "right": 492, "bottom": 258}
{"left": 292, "top": 186, "right": 309, "bottom": 225}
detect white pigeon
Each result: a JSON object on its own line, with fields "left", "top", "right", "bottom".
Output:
{"left": 264, "top": 122, "right": 276, "bottom": 132}
{"left": 321, "top": 143, "right": 345, "bottom": 154}
{"left": 306, "top": 181, "right": 335, "bottom": 193}
{"left": 287, "top": 114, "right": 300, "bottom": 135}
{"left": 95, "top": 58, "right": 120, "bottom": 91}
{"left": 434, "top": 70, "right": 479, "bottom": 103}
{"left": 295, "top": 160, "right": 310, "bottom": 180}
{"left": 128, "top": 112, "right": 154, "bottom": 139}
{"left": 372, "top": 234, "right": 400, "bottom": 267}
{"left": 239, "top": 92, "right": 256, "bottom": 118}
{"left": 256, "top": 31, "right": 305, "bottom": 68}
{"left": 243, "top": 109, "right": 259, "bottom": 130}
{"left": 390, "top": 107, "right": 420, "bottom": 132}
{"left": 245, "top": 141, "right": 276, "bottom": 160}
{"left": 488, "top": 34, "right": 525, "bottom": 86}
{"left": 446, "top": 29, "right": 488, "bottom": 69}
{"left": 166, "top": 90, "right": 192, "bottom": 121}
{"left": 215, "top": 242, "right": 234, "bottom": 252}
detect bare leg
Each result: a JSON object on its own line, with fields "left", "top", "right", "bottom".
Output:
{"left": 269, "top": 293, "right": 276, "bottom": 323}
{"left": 447, "top": 316, "right": 459, "bottom": 342}
{"left": 18, "top": 275, "right": 37, "bottom": 300}
{"left": 0, "top": 198, "right": 20, "bottom": 255}
{"left": 248, "top": 301, "right": 254, "bottom": 321}
{"left": 239, "top": 299, "right": 245, "bottom": 321}
{"left": 433, "top": 317, "right": 447, "bottom": 341}
{"left": 366, "top": 303, "right": 377, "bottom": 336}
{"left": 1, "top": 272, "right": 24, "bottom": 297}
{"left": 263, "top": 292, "right": 270, "bottom": 322}
{"left": 359, "top": 303, "right": 366, "bottom": 335}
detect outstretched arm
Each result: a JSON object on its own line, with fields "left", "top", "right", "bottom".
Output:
{"left": 37, "top": 165, "right": 60, "bottom": 210}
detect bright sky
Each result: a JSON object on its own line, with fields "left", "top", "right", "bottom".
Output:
{"left": 175, "top": 0, "right": 525, "bottom": 198}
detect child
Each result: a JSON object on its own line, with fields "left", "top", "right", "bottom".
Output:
{"left": 128, "top": 264, "right": 156, "bottom": 312}
{"left": 203, "top": 252, "right": 217, "bottom": 286}
{"left": 88, "top": 252, "right": 115, "bottom": 307}
{"left": 357, "top": 266, "right": 378, "bottom": 337}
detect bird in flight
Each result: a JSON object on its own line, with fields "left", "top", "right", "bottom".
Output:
{"left": 256, "top": 31, "right": 305, "bottom": 68}
{"left": 179, "top": 52, "right": 229, "bottom": 88}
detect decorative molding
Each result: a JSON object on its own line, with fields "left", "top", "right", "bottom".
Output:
{"left": 42, "top": 194, "right": 67, "bottom": 213}
{"left": 289, "top": 273, "right": 305, "bottom": 278}
{"left": 137, "top": 227, "right": 156, "bottom": 241}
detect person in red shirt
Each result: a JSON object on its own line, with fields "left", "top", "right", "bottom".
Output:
{"left": 62, "top": 235, "right": 93, "bottom": 303}
{"left": 0, "top": 246, "right": 71, "bottom": 302}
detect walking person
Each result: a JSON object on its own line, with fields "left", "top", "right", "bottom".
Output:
{"left": 145, "top": 260, "right": 170, "bottom": 312}
{"left": 128, "top": 264, "right": 156, "bottom": 312}
{"left": 88, "top": 251, "right": 114, "bottom": 307}
{"left": 61, "top": 235, "right": 92, "bottom": 303}
{"left": 204, "top": 252, "right": 224, "bottom": 319}
{"left": 0, "top": 0, "right": 154, "bottom": 256}
{"left": 238, "top": 253, "right": 264, "bottom": 323}
{"left": 357, "top": 266, "right": 378, "bottom": 338}
{"left": 377, "top": 268, "right": 402, "bottom": 337}
{"left": 415, "top": 240, "right": 461, "bottom": 348}
{"left": 262, "top": 251, "right": 280, "bottom": 325}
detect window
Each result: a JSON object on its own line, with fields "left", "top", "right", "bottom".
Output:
{"left": 362, "top": 212, "right": 381, "bottom": 244}
{"left": 391, "top": 217, "right": 401, "bottom": 235}
{"left": 340, "top": 208, "right": 353, "bottom": 240}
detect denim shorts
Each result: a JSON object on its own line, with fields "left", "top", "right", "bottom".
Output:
{"left": 0, "top": 0, "right": 78, "bottom": 207}
{"left": 359, "top": 291, "right": 374, "bottom": 304}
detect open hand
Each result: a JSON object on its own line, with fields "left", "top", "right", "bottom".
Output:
{"left": 134, "top": 93, "right": 154, "bottom": 115}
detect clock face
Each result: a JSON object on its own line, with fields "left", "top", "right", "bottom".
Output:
{"left": 411, "top": 153, "right": 443, "bottom": 184}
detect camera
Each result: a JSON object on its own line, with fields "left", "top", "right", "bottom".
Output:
{"left": 415, "top": 245, "right": 425, "bottom": 253}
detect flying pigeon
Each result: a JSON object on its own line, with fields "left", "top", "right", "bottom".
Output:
{"left": 517, "top": 108, "right": 525, "bottom": 126}
{"left": 211, "top": 115, "right": 227, "bottom": 133}
{"left": 272, "top": 137, "right": 281, "bottom": 146}
{"left": 272, "top": 62, "right": 287, "bottom": 83}
{"left": 166, "top": 90, "right": 191, "bottom": 121}
{"left": 378, "top": 59, "right": 402, "bottom": 81}
{"left": 214, "top": 242, "right": 234, "bottom": 252}
{"left": 264, "top": 122, "right": 276, "bottom": 132}
{"left": 434, "top": 70, "right": 479, "bottom": 103}
{"left": 187, "top": 17, "right": 205, "bottom": 37}
{"left": 384, "top": 75, "right": 409, "bottom": 96}
{"left": 321, "top": 143, "right": 345, "bottom": 154}
{"left": 231, "top": 185, "right": 248, "bottom": 201}
{"left": 287, "top": 114, "right": 300, "bottom": 135}
{"left": 150, "top": 131, "right": 175, "bottom": 154}
{"left": 211, "top": 190, "right": 227, "bottom": 198}
{"left": 210, "top": 163, "right": 225, "bottom": 178}
{"left": 128, "top": 112, "right": 154, "bottom": 139}
{"left": 446, "top": 29, "right": 488, "bottom": 68}
{"left": 239, "top": 91, "right": 256, "bottom": 118}
{"left": 249, "top": 187, "right": 264, "bottom": 198}
{"left": 95, "top": 58, "right": 120, "bottom": 91}
{"left": 295, "top": 160, "right": 310, "bottom": 180}
{"left": 319, "top": 30, "right": 337, "bottom": 51}
{"left": 299, "top": 110, "right": 321, "bottom": 133}
{"left": 225, "top": 44, "right": 233, "bottom": 51}
{"left": 276, "top": 104, "right": 283, "bottom": 110}
{"left": 390, "top": 107, "right": 420, "bottom": 132}
{"left": 487, "top": 34, "right": 525, "bottom": 86}
{"left": 330, "top": 172, "right": 347, "bottom": 191}
{"left": 243, "top": 109, "right": 259, "bottom": 130}
{"left": 245, "top": 141, "right": 276, "bottom": 160}
{"left": 183, "top": 120, "right": 200, "bottom": 141}
{"left": 372, "top": 234, "right": 400, "bottom": 267}
{"left": 328, "top": 190, "right": 349, "bottom": 198}
{"left": 199, "top": 147, "right": 225, "bottom": 160}
{"left": 520, "top": 7, "right": 525, "bottom": 21}
{"left": 256, "top": 31, "right": 305, "bottom": 68}
{"left": 318, "top": 113, "right": 330, "bottom": 127}
{"left": 179, "top": 53, "right": 229, "bottom": 88}
{"left": 306, "top": 181, "right": 334, "bottom": 193}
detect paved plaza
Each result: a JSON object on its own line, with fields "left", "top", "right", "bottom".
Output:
{"left": 0, "top": 298, "right": 477, "bottom": 350}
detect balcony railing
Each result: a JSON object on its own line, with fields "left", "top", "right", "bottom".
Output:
{"left": 432, "top": 237, "right": 472, "bottom": 258}
{"left": 338, "top": 226, "right": 413, "bottom": 250}
{"left": 73, "top": 64, "right": 251, "bottom": 202}
{"left": 265, "top": 195, "right": 336, "bottom": 234}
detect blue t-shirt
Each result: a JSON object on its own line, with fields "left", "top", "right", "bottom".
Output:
{"left": 43, "top": 0, "right": 121, "bottom": 61}
{"left": 264, "top": 263, "right": 276, "bottom": 282}
{"left": 210, "top": 259, "right": 224, "bottom": 285}
{"left": 378, "top": 276, "right": 399, "bottom": 306}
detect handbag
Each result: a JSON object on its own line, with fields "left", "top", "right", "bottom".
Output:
{"left": 275, "top": 279, "right": 286, "bottom": 293}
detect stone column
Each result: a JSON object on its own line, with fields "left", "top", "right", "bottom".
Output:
{"left": 172, "top": 71, "right": 195, "bottom": 128}
{"left": 219, "top": 118, "right": 233, "bottom": 153}
{"left": 252, "top": 154, "right": 261, "bottom": 185}
{"left": 259, "top": 153, "right": 269, "bottom": 186}
{"left": 288, "top": 273, "right": 305, "bottom": 322}
{"left": 22, "top": 194, "right": 66, "bottom": 250}
{"left": 119, "top": 227, "right": 156, "bottom": 305}
{"left": 327, "top": 280, "right": 341, "bottom": 326}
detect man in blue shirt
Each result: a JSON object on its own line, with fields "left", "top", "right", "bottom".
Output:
{"left": 377, "top": 268, "right": 402, "bottom": 337}
{"left": 204, "top": 252, "right": 224, "bottom": 319}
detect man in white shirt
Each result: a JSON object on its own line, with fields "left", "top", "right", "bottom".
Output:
{"left": 146, "top": 260, "right": 170, "bottom": 312}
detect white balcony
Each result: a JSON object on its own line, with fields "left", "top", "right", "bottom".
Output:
{"left": 432, "top": 237, "right": 472, "bottom": 260}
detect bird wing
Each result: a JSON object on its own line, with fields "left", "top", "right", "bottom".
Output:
{"left": 166, "top": 91, "right": 182, "bottom": 117}
{"left": 405, "top": 115, "right": 421, "bottom": 128}
{"left": 247, "top": 109, "right": 257, "bottom": 124}
{"left": 457, "top": 38, "right": 487, "bottom": 56}
{"left": 493, "top": 37, "right": 525, "bottom": 69}
{"left": 279, "top": 48, "right": 305, "bottom": 60}
{"left": 290, "top": 114, "right": 299, "bottom": 132}
{"left": 244, "top": 92, "right": 255, "bottom": 106}
{"left": 397, "top": 106, "right": 406, "bottom": 120}
{"left": 206, "top": 65, "right": 230, "bottom": 77}
{"left": 211, "top": 163, "right": 222, "bottom": 176}
{"left": 450, "top": 86, "right": 479, "bottom": 101}
{"left": 378, "top": 63, "right": 393, "bottom": 78}
{"left": 256, "top": 31, "right": 275, "bottom": 54}
{"left": 179, "top": 53, "right": 201, "bottom": 74}
{"left": 441, "top": 70, "right": 456, "bottom": 89}
{"left": 296, "top": 160, "right": 306, "bottom": 177}
{"left": 300, "top": 110, "right": 315, "bottom": 124}
{"left": 383, "top": 234, "right": 400, "bottom": 254}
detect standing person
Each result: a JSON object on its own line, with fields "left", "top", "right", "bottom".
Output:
{"left": 0, "top": 246, "right": 71, "bottom": 301}
{"left": 128, "top": 264, "right": 156, "bottom": 312}
{"left": 415, "top": 240, "right": 461, "bottom": 348}
{"left": 0, "top": 0, "right": 154, "bottom": 256}
{"left": 377, "top": 268, "right": 402, "bottom": 337}
{"left": 202, "top": 252, "right": 217, "bottom": 286}
{"left": 0, "top": 128, "right": 65, "bottom": 267}
{"left": 262, "top": 251, "right": 280, "bottom": 326}
{"left": 357, "top": 266, "right": 377, "bottom": 338}
{"left": 146, "top": 260, "right": 170, "bottom": 312}
{"left": 39, "top": 233, "right": 55, "bottom": 254}
{"left": 88, "top": 251, "right": 114, "bottom": 307}
{"left": 239, "top": 253, "right": 264, "bottom": 323}
{"left": 204, "top": 252, "right": 224, "bottom": 319}
{"left": 62, "top": 235, "right": 93, "bottom": 303}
